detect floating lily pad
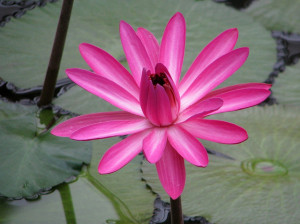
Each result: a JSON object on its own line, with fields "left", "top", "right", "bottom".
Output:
{"left": 54, "top": 85, "right": 117, "bottom": 114}
{"left": 272, "top": 63, "right": 300, "bottom": 106}
{"left": 55, "top": 0, "right": 275, "bottom": 114}
{"left": 0, "top": 174, "right": 122, "bottom": 223}
{"left": 0, "top": 101, "right": 91, "bottom": 198}
{"left": 142, "top": 106, "right": 300, "bottom": 224}
{"left": 246, "top": 0, "right": 300, "bottom": 33}
{"left": 87, "top": 137, "right": 155, "bottom": 223}
{"left": 0, "top": 0, "right": 274, "bottom": 113}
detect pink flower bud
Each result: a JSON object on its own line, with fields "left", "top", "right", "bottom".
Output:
{"left": 140, "top": 63, "right": 180, "bottom": 126}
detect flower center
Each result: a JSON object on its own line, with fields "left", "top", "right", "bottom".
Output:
{"left": 140, "top": 63, "right": 180, "bottom": 127}
{"left": 150, "top": 73, "right": 168, "bottom": 87}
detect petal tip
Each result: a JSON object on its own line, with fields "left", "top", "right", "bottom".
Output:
{"left": 79, "top": 42, "right": 88, "bottom": 49}
{"left": 50, "top": 127, "right": 62, "bottom": 137}
{"left": 65, "top": 68, "right": 75, "bottom": 77}
{"left": 175, "top": 12, "right": 185, "bottom": 23}
{"left": 199, "top": 155, "right": 209, "bottom": 167}
{"left": 233, "top": 128, "right": 248, "bottom": 144}
{"left": 78, "top": 42, "right": 93, "bottom": 55}
{"left": 228, "top": 27, "right": 238, "bottom": 34}
{"left": 233, "top": 47, "right": 250, "bottom": 61}
{"left": 144, "top": 155, "right": 159, "bottom": 164}
{"left": 241, "top": 130, "right": 249, "bottom": 143}
{"left": 165, "top": 182, "right": 184, "bottom": 200}
{"left": 136, "top": 27, "right": 144, "bottom": 32}
{"left": 169, "top": 12, "right": 185, "bottom": 26}
{"left": 265, "top": 84, "right": 272, "bottom": 89}
{"left": 65, "top": 68, "right": 81, "bottom": 81}
{"left": 229, "top": 27, "right": 239, "bottom": 39}
{"left": 174, "top": 11, "right": 184, "bottom": 17}
{"left": 98, "top": 165, "right": 110, "bottom": 175}
{"left": 169, "top": 192, "right": 183, "bottom": 200}
{"left": 98, "top": 160, "right": 116, "bottom": 174}
{"left": 119, "top": 20, "right": 130, "bottom": 29}
{"left": 241, "top": 46, "right": 250, "bottom": 55}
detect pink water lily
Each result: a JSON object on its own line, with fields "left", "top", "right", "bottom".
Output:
{"left": 51, "top": 12, "right": 271, "bottom": 199}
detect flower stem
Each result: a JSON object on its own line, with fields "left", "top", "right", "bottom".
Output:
{"left": 58, "top": 183, "right": 77, "bottom": 224}
{"left": 38, "top": 0, "right": 74, "bottom": 107}
{"left": 170, "top": 196, "right": 184, "bottom": 224}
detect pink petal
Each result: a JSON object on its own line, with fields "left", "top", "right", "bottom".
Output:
{"left": 70, "top": 118, "right": 152, "bottom": 140}
{"left": 79, "top": 43, "right": 139, "bottom": 100}
{"left": 143, "top": 128, "right": 167, "bottom": 163}
{"left": 147, "top": 82, "right": 161, "bottom": 126}
{"left": 98, "top": 130, "right": 150, "bottom": 174}
{"left": 139, "top": 69, "right": 151, "bottom": 117}
{"left": 120, "top": 21, "right": 153, "bottom": 85}
{"left": 180, "top": 118, "right": 248, "bottom": 144}
{"left": 176, "top": 98, "right": 223, "bottom": 123}
{"left": 136, "top": 27, "right": 160, "bottom": 70}
{"left": 159, "top": 12, "right": 185, "bottom": 85}
{"left": 156, "top": 142, "right": 185, "bottom": 199}
{"left": 206, "top": 88, "right": 271, "bottom": 115}
{"left": 51, "top": 111, "right": 143, "bottom": 137}
{"left": 203, "top": 83, "right": 271, "bottom": 99}
{"left": 156, "top": 84, "right": 173, "bottom": 126}
{"left": 155, "top": 63, "right": 181, "bottom": 113}
{"left": 180, "top": 47, "right": 249, "bottom": 111}
{"left": 167, "top": 125, "right": 208, "bottom": 167}
{"left": 66, "top": 68, "right": 143, "bottom": 116}
{"left": 179, "top": 28, "right": 239, "bottom": 96}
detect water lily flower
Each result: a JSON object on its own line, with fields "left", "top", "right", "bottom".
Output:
{"left": 51, "top": 12, "right": 271, "bottom": 199}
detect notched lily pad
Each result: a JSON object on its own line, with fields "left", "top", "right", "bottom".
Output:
{"left": 0, "top": 173, "right": 121, "bottom": 223}
{"left": 246, "top": 0, "right": 300, "bottom": 33}
{"left": 0, "top": 0, "right": 274, "bottom": 113}
{"left": 142, "top": 106, "right": 300, "bottom": 224}
{"left": 272, "top": 63, "right": 300, "bottom": 106}
{"left": 0, "top": 101, "right": 91, "bottom": 198}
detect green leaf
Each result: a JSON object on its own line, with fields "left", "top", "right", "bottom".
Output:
{"left": 0, "top": 0, "right": 274, "bottom": 113}
{"left": 87, "top": 137, "right": 156, "bottom": 224}
{"left": 0, "top": 175, "right": 122, "bottom": 223}
{"left": 54, "top": 86, "right": 117, "bottom": 114}
{"left": 142, "top": 106, "right": 300, "bottom": 224}
{"left": 54, "top": 0, "right": 275, "bottom": 114}
{"left": 272, "top": 63, "right": 300, "bottom": 106}
{"left": 246, "top": 0, "right": 300, "bottom": 33}
{"left": 0, "top": 101, "right": 91, "bottom": 198}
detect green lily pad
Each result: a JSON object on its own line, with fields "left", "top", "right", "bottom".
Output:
{"left": 142, "top": 106, "right": 300, "bottom": 224}
{"left": 0, "top": 0, "right": 274, "bottom": 113}
{"left": 87, "top": 137, "right": 156, "bottom": 224}
{"left": 56, "top": 0, "right": 275, "bottom": 114}
{"left": 272, "top": 63, "right": 300, "bottom": 106}
{"left": 0, "top": 174, "right": 122, "bottom": 223}
{"left": 246, "top": 0, "right": 300, "bottom": 33}
{"left": 0, "top": 101, "right": 91, "bottom": 198}
{"left": 54, "top": 85, "right": 117, "bottom": 114}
